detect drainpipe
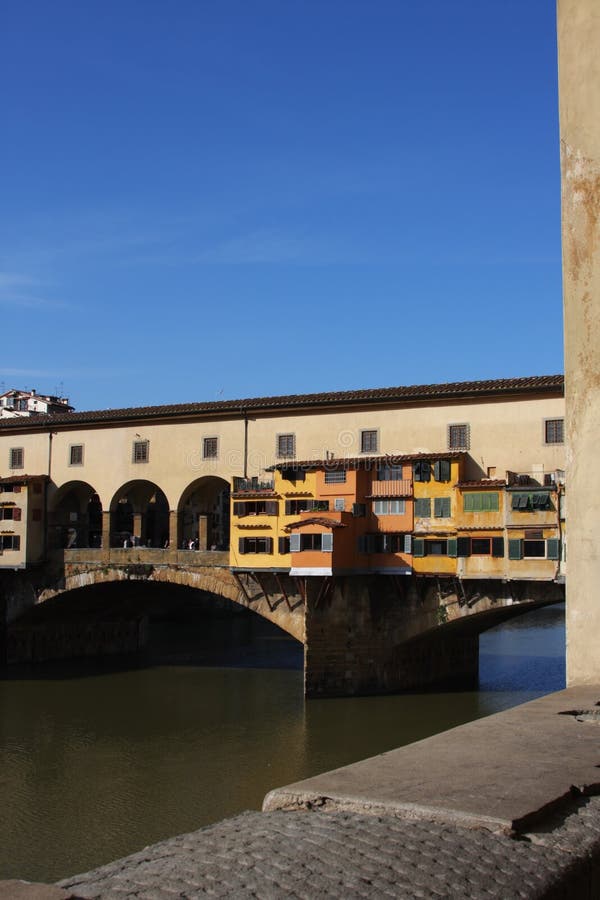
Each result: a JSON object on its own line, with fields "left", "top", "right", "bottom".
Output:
{"left": 43, "top": 430, "right": 54, "bottom": 561}
{"left": 241, "top": 407, "right": 248, "bottom": 479}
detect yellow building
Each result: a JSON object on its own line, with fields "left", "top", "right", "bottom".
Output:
{"left": 0, "top": 475, "right": 47, "bottom": 569}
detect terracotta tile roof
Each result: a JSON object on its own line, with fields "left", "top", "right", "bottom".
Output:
{"left": 0, "top": 374, "right": 564, "bottom": 431}
{"left": 0, "top": 474, "right": 49, "bottom": 485}
{"left": 284, "top": 517, "right": 347, "bottom": 530}
{"left": 271, "top": 452, "right": 464, "bottom": 471}
{"left": 456, "top": 480, "right": 507, "bottom": 488}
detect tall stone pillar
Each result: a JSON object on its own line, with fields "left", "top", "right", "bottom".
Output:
{"left": 198, "top": 515, "right": 208, "bottom": 551}
{"left": 101, "top": 511, "right": 111, "bottom": 552}
{"left": 132, "top": 512, "right": 143, "bottom": 543}
{"left": 169, "top": 510, "right": 179, "bottom": 549}
{"left": 557, "top": 0, "right": 600, "bottom": 683}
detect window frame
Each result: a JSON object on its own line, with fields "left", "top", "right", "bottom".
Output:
{"left": 203, "top": 436, "right": 219, "bottom": 460}
{"left": 69, "top": 444, "right": 84, "bottom": 466}
{"left": 9, "top": 447, "right": 24, "bottom": 470}
{"left": 276, "top": 433, "right": 296, "bottom": 459}
{"left": 360, "top": 429, "right": 378, "bottom": 454}
{"left": 324, "top": 470, "right": 347, "bottom": 484}
{"left": 132, "top": 440, "right": 149, "bottom": 464}
{"left": 448, "top": 423, "right": 470, "bottom": 451}
{"left": 373, "top": 498, "right": 406, "bottom": 516}
{"left": 544, "top": 418, "right": 564, "bottom": 445}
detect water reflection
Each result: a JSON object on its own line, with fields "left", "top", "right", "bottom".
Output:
{"left": 0, "top": 601, "right": 565, "bottom": 883}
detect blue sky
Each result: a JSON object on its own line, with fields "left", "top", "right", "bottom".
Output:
{"left": 1, "top": 0, "right": 562, "bottom": 411}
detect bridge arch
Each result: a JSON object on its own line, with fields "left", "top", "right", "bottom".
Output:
{"left": 48, "top": 480, "right": 103, "bottom": 549}
{"left": 35, "top": 564, "right": 305, "bottom": 642}
{"left": 109, "top": 480, "right": 170, "bottom": 548}
{"left": 177, "top": 476, "right": 230, "bottom": 550}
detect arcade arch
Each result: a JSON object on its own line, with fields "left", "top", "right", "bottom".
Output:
{"left": 48, "top": 480, "right": 103, "bottom": 549}
{"left": 109, "top": 480, "right": 170, "bottom": 548}
{"left": 177, "top": 476, "right": 230, "bottom": 550}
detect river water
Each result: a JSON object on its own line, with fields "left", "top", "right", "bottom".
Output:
{"left": 0, "top": 600, "right": 565, "bottom": 883}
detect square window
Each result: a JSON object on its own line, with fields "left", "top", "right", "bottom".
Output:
{"left": 448, "top": 424, "right": 470, "bottom": 450}
{"left": 203, "top": 437, "right": 218, "bottom": 459}
{"left": 132, "top": 440, "right": 149, "bottom": 464}
{"left": 69, "top": 444, "right": 84, "bottom": 466}
{"left": 324, "top": 470, "right": 346, "bottom": 484}
{"left": 360, "top": 430, "right": 378, "bottom": 453}
{"left": 277, "top": 433, "right": 296, "bottom": 458}
{"left": 544, "top": 418, "right": 564, "bottom": 445}
{"left": 9, "top": 447, "right": 24, "bottom": 469}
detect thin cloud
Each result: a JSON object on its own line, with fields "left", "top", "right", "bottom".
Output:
{"left": 0, "top": 272, "right": 72, "bottom": 309}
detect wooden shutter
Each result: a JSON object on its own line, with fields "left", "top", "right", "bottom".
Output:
{"left": 265, "top": 501, "right": 278, "bottom": 515}
{"left": 403, "top": 534, "right": 412, "bottom": 554}
{"left": 321, "top": 533, "right": 333, "bottom": 552}
{"left": 233, "top": 502, "right": 244, "bottom": 516}
{"left": 265, "top": 538, "right": 273, "bottom": 553}
{"left": 492, "top": 537, "right": 504, "bottom": 557}
{"left": 434, "top": 460, "right": 451, "bottom": 482}
{"left": 457, "top": 537, "right": 471, "bottom": 557}
{"left": 289, "top": 533, "right": 301, "bottom": 552}
{"left": 278, "top": 537, "right": 289, "bottom": 554}
{"left": 447, "top": 537, "right": 458, "bottom": 557}
{"left": 238, "top": 538, "right": 247, "bottom": 554}
{"left": 546, "top": 538, "right": 560, "bottom": 560}
{"left": 13, "top": 507, "right": 21, "bottom": 521}
{"left": 352, "top": 503, "right": 366, "bottom": 517}
{"left": 412, "top": 537, "right": 425, "bottom": 557}
{"left": 508, "top": 539, "right": 523, "bottom": 560}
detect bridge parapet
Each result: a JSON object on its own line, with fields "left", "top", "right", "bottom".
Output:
{"left": 59, "top": 548, "right": 230, "bottom": 568}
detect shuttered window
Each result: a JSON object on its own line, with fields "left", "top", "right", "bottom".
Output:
{"left": 69, "top": 444, "right": 84, "bottom": 466}
{"left": 463, "top": 492, "right": 499, "bottom": 512}
{"left": 433, "top": 460, "right": 451, "bottom": 482}
{"left": 413, "top": 461, "right": 431, "bottom": 482}
{"left": 238, "top": 537, "right": 273, "bottom": 554}
{"left": 414, "top": 498, "right": 431, "bottom": 517}
{"left": 9, "top": 448, "right": 24, "bottom": 470}
{"left": 434, "top": 497, "right": 451, "bottom": 517}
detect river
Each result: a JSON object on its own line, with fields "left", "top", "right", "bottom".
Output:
{"left": 0, "top": 600, "right": 565, "bottom": 883}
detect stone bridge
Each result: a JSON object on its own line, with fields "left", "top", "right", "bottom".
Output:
{"left": 1, "top": 549, "right": 564, "bottom": 697}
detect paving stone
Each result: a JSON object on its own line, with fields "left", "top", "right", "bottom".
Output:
{"left": 58, "top": 806, "right": 600, "bottom": 899}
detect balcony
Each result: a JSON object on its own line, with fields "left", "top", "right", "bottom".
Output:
{"left": 369, "top": 479, "right": 412, "bottom": 498}
{"left": 232, "top": 478, "right": 275, "bottom": 494}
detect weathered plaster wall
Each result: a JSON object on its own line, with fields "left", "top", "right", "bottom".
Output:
{"left": 557, "top": 0, "right": 600, "bottom": 683}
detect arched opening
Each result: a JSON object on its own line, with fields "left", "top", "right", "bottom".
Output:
{"left": 110, "top": 480, "right": 169, "bottom": 548}
{"left": 48, "top": 481, "right": 103, "bottom": 549}
{"left": 177, "top": 476, "right": 230, "bottom": 551}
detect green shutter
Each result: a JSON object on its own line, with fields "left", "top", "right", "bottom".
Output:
{"left": 412, "top": 537, "right": 425, "bottom": 557}
{"left": 508, "top": 539, "right": 523, "bottom": 560}
{"left": 492, "top": 537, "right": 504, "bottom": 557}
{"left": 463, "top": 494, "right": 474, "bottom": 512}
{"left": 546, "top": 538, "right": 560, "bottom": 560}
{"left": 447, "top": 538, "right": 458, "bottom": 557}
{"left": 434, "top": 460, "right": 451, "bottom": 482}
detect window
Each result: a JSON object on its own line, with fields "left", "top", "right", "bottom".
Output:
{"left": 511, "top": 492, "right": 552, "bottom": 511}
{"left": 413, "top": 460, "right": 431, "bottom": 482}
{"left": 0, "top": 535, "right": 20, "bottom": 551}
{"left": 360, "top": 430, "right": 378, "bottom": 453}
{"left": 0, "top": 507, "right": 20, "bottom": 521}
{"left": 455, "top": 536, "right": 504, "bottom": 557}
{"left": 324, "top": 470, "right": 346, "bottom": 484}
{"left": 376, "top": 465, "right": 404, "bottom": 481}
{"left": 434, "top": 496, "right": 451, "bottom": 517}
{"left": 277, "top": 433, "right": 296, "bottom": 458}
{"left": 373, "top": 499, "right": 406, "bottom": 515}
{"left": 334, "top": 498, "right": 345, "bottom": 511}
{"left": 9, "top": 448, "right": 24, "bottom": 470}
{"left": 448, "top": 423, "right": 470, "bottom": 450}
{"left": 508, "top": 538, "right": 560, "bottom": 560}
{"left": 414, "top": 497, "right": 431, "bottom": 517}
{"left": 433, "top": 460, "right": 451, "bottom": 482}
{"left": 359, "top": 533, "right": 411, "bottom": 554}
{"left": 471, "top": 538, "right": 492, "bottom": 555}
{"left": 132, "top": 440, "right": 149, "bottom": 464}
{"left": 463, "top": 492, "right": 499, "bottom": 512}
{"left": 413, "top": 538, "right": 448, "bottom": 557}
{"left": 238, "top": 537, "right": 273, "bottom": 554}
{"left": 290, "top": 533, "right": 333, "bottom": 552}
{"left": 285, "top": 499, "right": 329, "bottom": 515}
{"left": 69, "top": 444, "right": 84, "bottom": 466}
{"left": 203, "top": 437, "right": 218, "bottom": 459}
{"left": 233, "top": 500, "right": 278, "bottom": 516}
{"left": 544, "top": 418, "right": 564, "bottom": 445}
{"left": 280, "top": 467, "right": 305, "bottom": 483}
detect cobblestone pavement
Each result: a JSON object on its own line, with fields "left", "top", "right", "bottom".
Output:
{"left": 58, "top": 799, "right": 600, "bottom": 899}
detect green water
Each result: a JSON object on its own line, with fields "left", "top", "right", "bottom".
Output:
{"left": 0, "top": 603, "right": 565, "bottom": 883}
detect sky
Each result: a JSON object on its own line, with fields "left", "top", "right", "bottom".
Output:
{"left": 1, "top": 0, "right": 563, "bottom": 412}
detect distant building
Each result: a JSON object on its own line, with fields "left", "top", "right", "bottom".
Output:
{"left": 0, "top": 389, "right": 73, "bottom": 418}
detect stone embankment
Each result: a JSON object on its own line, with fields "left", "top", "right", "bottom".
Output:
{"left": 3, "top": 686, "right": 599, "bottom": 899}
